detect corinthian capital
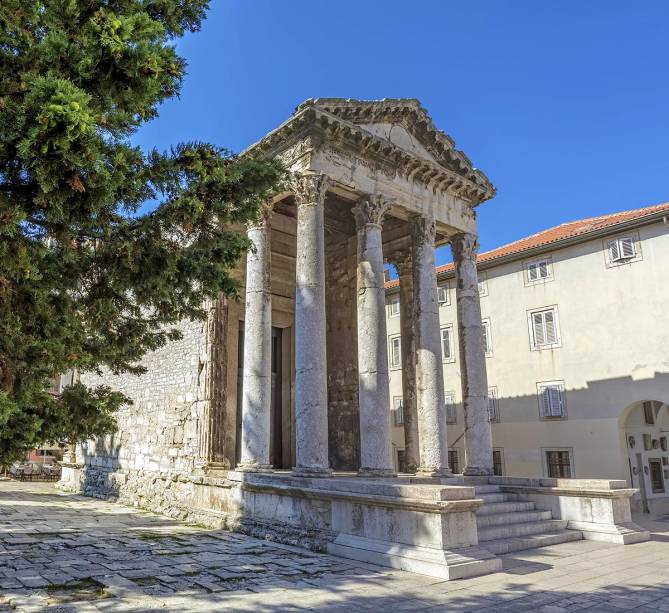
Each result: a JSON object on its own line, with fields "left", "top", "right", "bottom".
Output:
{"left": 352, "top": 194, "right": 392, "bottom": 230}
{"left": 450, "top": 232, "right": 479, "bottom": 263}
{"left": 291, "top": 173, "right": 329, "bottom": 206}
{"left": 410, "top": 214, "right": 436, "bottom": 247}
{"left": 247, "top": 201, "right": 273, "bottom": 231}
{"left": 387, "top": 246, "right": 412, "bottom": 278}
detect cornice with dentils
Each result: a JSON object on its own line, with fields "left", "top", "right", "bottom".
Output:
{"left": 243, "top": 99, "right": 496, "bottom": 206}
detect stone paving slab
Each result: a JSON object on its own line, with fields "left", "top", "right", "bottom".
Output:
{"left": 0, "top": 481, "right": 668, "bottom": 611}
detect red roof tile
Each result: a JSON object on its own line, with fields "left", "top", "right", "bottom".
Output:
{"left": 385, "top": 201, "right": 669, "bottom": 289}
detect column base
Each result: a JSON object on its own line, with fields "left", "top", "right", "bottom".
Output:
{"left": 416, "top": 467, "right": 453, "bottom": 478}
{"left": 358, "top": 467, "right": 397, "bottom": 478}
{"left": 463, "top": 466, "right": 493, "bottom": 477}
{"left": 291, "top": 466, "right": 333, "bottom": 478}
{"left": 236, "top": 463, "right": 273, "bottom": 473}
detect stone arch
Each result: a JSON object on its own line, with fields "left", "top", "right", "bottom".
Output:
{"left": 619, "top": 399, "right": 669, "bottom": 513}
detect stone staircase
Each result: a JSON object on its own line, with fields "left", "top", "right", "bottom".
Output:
{"left": 475, "top": 485, "right": 583, "bottom": 555}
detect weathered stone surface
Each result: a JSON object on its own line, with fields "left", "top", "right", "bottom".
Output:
{"left": 292, "top": 173, "right": 331, "bottom": 476}
{"left": 411, "top": 215, "right": 450, "bottom": 477}
{"left": 353, "top": 195, "right": 394, "bottom": 476}
{"left": 451, "top": 232, "right": 494, "bottom": 476}
{"left": 238, "top": 208, "right": 273, "bottom": 471}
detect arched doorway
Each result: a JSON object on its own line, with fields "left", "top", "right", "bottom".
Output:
{"left": 620, "top": 400, "right": 669, "bottom": 513}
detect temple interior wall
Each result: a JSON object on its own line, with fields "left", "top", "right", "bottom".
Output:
{"left": 325, "top": 235, "right": 360, "bottom": 470}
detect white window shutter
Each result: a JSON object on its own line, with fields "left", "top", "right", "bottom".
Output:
{"left": 620, "top": 237, "right": 635, "bottom": 258}
{"left": 550, "top": 387, "right": 564, "bottom": 417}
{"left": 540, "top": 387, "right": 552, "bottom": 417}
{"left": 393, "top": 338, "right": 401, "bottom": 367}
{"left": 445, "top": 394, "right": 456, "bottom": 422}
{"left": 442, "top": 329, "right": 451, "bottom": 359}
{"left": 488, "top": 389, "right": 497, "bottom": 421}
{"left": 544, "top": 310, "right": 557, "bottom": 344}
{"left": 609, "top": 240, "right": 620, "bottom": 262}
{"left": 533, "top": 312, "right": 546, "bottom": 346}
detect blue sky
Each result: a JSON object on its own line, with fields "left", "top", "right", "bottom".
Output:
{"left": 134, "top": 1, "right": 669, "bottom": 265}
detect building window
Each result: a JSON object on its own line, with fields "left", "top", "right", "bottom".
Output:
{"left": 643, "top": 401, "right": 655, "bottom": 425}
{"left": 397, "top": 449, "right": 408, "bottom": 473}
{"left": 440, "top": 326, "right": 455, "bottom": 362}
{"left": 389, "top": 335, "right": 401, "bottom": 369}
{"left": 488, "top": 387, "right": 499, "bottom": 422}
{"left": 608, "top": 236, "right": 636, "bottom": 263}
{"left": 393, "top": 396, "right": 404, "bottom": 426}
{"left": 388, "top": 295, "right": 400, "bottom": 317}
{"left": 437, "top": 282, "right": 449, "bottom": 306}
{"left": 538, "top": 382, "right": 566, "bottom": 419}
{"left": 528, "top": 307, "right": 561, "bottom": 349}
{"left": 493, "top": 449, "right": 504, "bottom": 476}
{"left": 448, "top": 450, "right": 460, "bottom": 474}
{"left": 649, "top": 459, "right": 665, "bottom": 494}
{"left": 482, "top": 318, "right": 492, "bottom": 356}
{"left": 545, "top": 449, "right": 572, "bottom": 478}
{"left": 477, "top": 272, "right": 488, "bottom": 297}
{"left": 445, "top": 393, "right": 456, "bottom": 424}
{"left": 526, "top": 257, "right": 552, "bottom": 284}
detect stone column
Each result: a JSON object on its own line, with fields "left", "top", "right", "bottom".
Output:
{"left": 391, "top": 249, "right": 420, "bottom": 473}
{"left": 451, "top": 232, "right": 493, "bottom": 475}
{"left": 292, "top": 174, "right": 332, "bottom": 476}
{"left": 411, "top": 215, "right": 451, "bottom": 477}
{"left": 238, "top": 206, "right": 273, "bottom": 471}
{"left": 198, "top": 295, "right": 229, "bottom": 472}
{"left": 353, "top": 195, "right": 395, "bottom": 477}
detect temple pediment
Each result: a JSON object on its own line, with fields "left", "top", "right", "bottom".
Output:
{"left": 245, "top": 98, "right": 496, "bottom": 207}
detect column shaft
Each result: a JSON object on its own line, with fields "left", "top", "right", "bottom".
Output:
{"left": 411, "top": 216, "right": 451, "bottom": 477}
{"left": 451, "top": 232, "right": 493, "bottom": 475}
{"left": 238, "top": 208, "right": 272, "bottom": 470}
{"left": 394, "top": 251, "right": 420, "bottom": 473}
{"left": 353, "top": 195, "right": 395, "bottom": 477}
{"left": 293, "top": 174, "right": 331, "bottom": 476}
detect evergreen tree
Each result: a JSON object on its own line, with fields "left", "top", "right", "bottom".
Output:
{"left": 0, "top": 1, "right": 284, "bottom": 463}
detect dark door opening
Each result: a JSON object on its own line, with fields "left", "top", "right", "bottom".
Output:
{"left": 270, "top": 328, "right": 286, "bottom": 468}
{"left": 236, "top": 323, "right": 287, "bottom": 469}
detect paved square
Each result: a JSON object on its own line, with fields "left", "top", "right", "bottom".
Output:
{"left": 0, "top": 480, "right": 667, "bottom": 612}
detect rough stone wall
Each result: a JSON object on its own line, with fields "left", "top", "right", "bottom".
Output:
{"left": 325, "top": 236, "right": 361, "bottom": 470}
{"left": 79, "top": 312, "right": 215, "bottom": 479}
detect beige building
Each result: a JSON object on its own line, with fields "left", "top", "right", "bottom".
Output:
{"left": 386, "top": 201, "right": 669, "bottom": 512}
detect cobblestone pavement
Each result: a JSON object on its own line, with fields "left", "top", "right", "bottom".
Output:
{"left": 0, "top": 481, "right": 668, "bottom": 612}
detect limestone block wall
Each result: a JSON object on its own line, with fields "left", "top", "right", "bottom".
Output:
{"left": 325, "top": 237, "right": 361, "bottom": 470}
{"left": 79, "top": 315, "right": 213, "bottom": 477}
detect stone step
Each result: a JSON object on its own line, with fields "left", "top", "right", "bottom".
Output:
{"left": 476, "top": 510, "right": 553, "bottom": 528}
{"left": 477, "top": 501, "right": 537, "bottom": 516}
{"left": 482, "top": 530, "right": 583, "bottom": 555}
{"left": 472, "top": 485, "right": 502, "bottom": 494}
{"left": 477, "top": 493, "right": 521, "bottom": 503}
{"left": 478, "top": 519, "right": 569, "bottom": 542}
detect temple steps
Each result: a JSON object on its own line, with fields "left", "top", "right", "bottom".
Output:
{"left": 474, "top": 485, "right": 583, "bottom": 555}
{"left": 476, "top": 510, "right": 553, "bottom": 527}
{"left": 476, "top": 501, "right": 537, "bottom": 515}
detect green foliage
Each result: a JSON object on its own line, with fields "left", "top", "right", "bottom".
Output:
{"left": 0, "top": 0, "right": 285, "bottom": 464}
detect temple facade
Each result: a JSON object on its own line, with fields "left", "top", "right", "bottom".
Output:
{"left": 60, "top": 99, "right": 648, "bottom": 580}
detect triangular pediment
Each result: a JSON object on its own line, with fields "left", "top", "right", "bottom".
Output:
{"left": 244, "top": 97, "right": 496, "bottom": 204}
